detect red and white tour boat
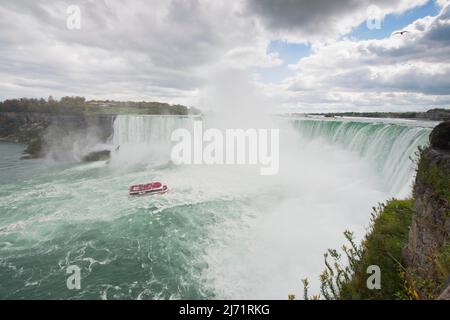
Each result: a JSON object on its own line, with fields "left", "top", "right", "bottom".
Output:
{"left": 129, "top": 182, "right": 168, "bottom": 196}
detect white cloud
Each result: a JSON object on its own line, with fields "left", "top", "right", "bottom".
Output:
{"left": 246, "top": 0, "right": 429, "bottom": 42}
{"left": 279, "top": 4, "right": 450, "bottom": 111}
{"left": 0, "top": 0, "right": 449, "bottom": 111}
{"left": 0, "top": 0, "right": 274, "bottom": 104}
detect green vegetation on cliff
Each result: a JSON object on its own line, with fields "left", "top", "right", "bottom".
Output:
{"left": 0, "top": 97, "right": 86, "bottom": 114}
{"left": 301, "top": 122, "right": 450, "bottom": 300}
{"left": 339, "top": 200, "right": 414, "bottom": 299}
{"left": 406, "top": 143, "right": 450, "bottom": 299}
{"left": 0, "top": 96, "right": 200, "bottom": 158}
{"left": 416, "top": 149, "right": 450, "bottom": 204}
{"left": 0, "top": 96, "right": 200, "bottom": 115}
{"left": 300, "top": 200, "right": 414, "bottom": 300}
{"left": 22, "top": 137, "right": 43, "bottom": 159}
{"left": 0, "top": 112, "right": 47, "bottom": 158}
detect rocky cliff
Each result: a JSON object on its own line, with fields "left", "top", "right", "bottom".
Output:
{"left": 403, "top": 121, "right": 450, "bottom": 299}
{"left": 0, "top": 112, "right": 114, "bottom": 159}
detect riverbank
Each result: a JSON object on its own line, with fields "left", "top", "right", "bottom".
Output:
{"left": 304, "top": 108, "right": 450, "bottom": 122}
{"left": 308, "top": 121, "right": 450, "bottom": 300}
{"left": 0, "top": 112, "right": 114, "bottom": 159}
{"left": 0, "top": 96, "right": 200, "bottom": 159}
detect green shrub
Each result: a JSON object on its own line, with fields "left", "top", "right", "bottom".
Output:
{"left": 303, "top": 199, "right": 415, "bottom": 300}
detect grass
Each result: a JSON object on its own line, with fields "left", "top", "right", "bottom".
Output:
{"left": 297, "top": 146, "right": 450, "bottom": 300}
{"left": 298, "top": 199, "right": 415, "bottom": 300}
{"left": 23, "top": 137, "right": 43, "bottom": 157}
{"left": 416, "top": 151, "right": 450, "bottom": 206}
{"left": 338, "top": 199, "right": 414, "bottom": 299}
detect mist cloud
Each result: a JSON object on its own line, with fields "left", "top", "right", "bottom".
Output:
{"left": 0, "top": 0, "right": 449, "bottom": 111}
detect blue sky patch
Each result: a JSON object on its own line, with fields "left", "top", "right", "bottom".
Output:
{"left": 347, "top": 0, "right": 441, "bottom": 40}
{"left": 267, "top": 40, "right": 312, "bottom": 65}
{"left": 256, "top": 41, "right": 311, "bottom": 83}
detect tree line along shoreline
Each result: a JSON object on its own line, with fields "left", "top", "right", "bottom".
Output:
{"left": 0, "top": 96, "right": 201, "bottom": 116}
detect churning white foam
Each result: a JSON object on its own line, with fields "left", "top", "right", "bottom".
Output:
{"left": 108, "top": 114, "right": 432, "bottom": 298}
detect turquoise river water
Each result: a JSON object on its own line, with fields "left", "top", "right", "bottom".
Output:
{"left": 0, "top": 116, "right": 434, "bottom": 299}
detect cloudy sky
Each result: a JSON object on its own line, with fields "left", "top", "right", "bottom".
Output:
{"left": 1, "top": 0, "right": 450, "bottom": 112}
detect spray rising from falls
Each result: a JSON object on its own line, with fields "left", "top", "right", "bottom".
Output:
{"left": 112, "top": 115, "right": 196, "bottom": 146}
{"left": 108, "top": 115, "right": 433, "bottom": 299}
{"left": 290, "top": 118, "right": 432, "bottom": 197}
{"left": 111, "top": 115, "right": 432, "bottom": 196}
{"left": 0, "top": 115, "right": 435, "bottom": 299}
{"left": 111, "top": 115, "right": 197, "bottom": 166}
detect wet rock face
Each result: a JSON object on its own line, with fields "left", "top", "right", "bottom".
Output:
{"left": 0, "top": 112, "right": 115, "bottom": 159}
{"left": 429, "top": 121, "right": 450, "bottom": 151}
{"left": 82, "top": 150, "right": 111, "bottom": 162}
{"left": 403, "top": 121, "right": 450, "bottom": 299}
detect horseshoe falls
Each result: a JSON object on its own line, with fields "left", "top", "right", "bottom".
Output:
{"left": 0, "top": 115, "right": 434, "bottom": 299}
{"left": 290, "top": 118, "right": 432, "bottom": 197}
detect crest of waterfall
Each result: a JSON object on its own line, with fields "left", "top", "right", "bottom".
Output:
{"left": 111, "top": 115, "right": 197, "bottom": 166}
{"left": 111, "top": 115, "right": 432, "bottom": 196}
{"left": 112, "top": 115, "right": 197, "bottom": 147}
{"left": 0, "top": 115, "right": 437, "bottom": 299}
{"left": 291, "top": 119, "right": 432, "bottom": 197}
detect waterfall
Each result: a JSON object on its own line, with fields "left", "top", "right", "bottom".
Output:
{"left": 111, "top": 114, "right": 433, "bottom": 196}
{"left": 291, "top": 118, "right": 433, "bottom": 196}
{"left": 111, "top": 115, "right": 197, "bottom": 166}
{"left": 0, "top": 115, "right": 436, "bottom": 299}
{"left": 112, "top": 115, "right": 196, "bottom": 147}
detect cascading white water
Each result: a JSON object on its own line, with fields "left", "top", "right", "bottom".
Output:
{"left": 111, "top": 115, "right": 197, "bottom": 166}
{"left": 0, "top": 115, "right": 436, "bottom": 299}
{"left": 111, "top": 115, "right": 432, "bottom": 196}
{"left": 107, "top": 114, "right": 434, "bottom": 299}
{"left": 112, "top": 115, "right": 196, "bottom": 146}
{"left": 290, "top": 118, "right": 432, "bottom": 197}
